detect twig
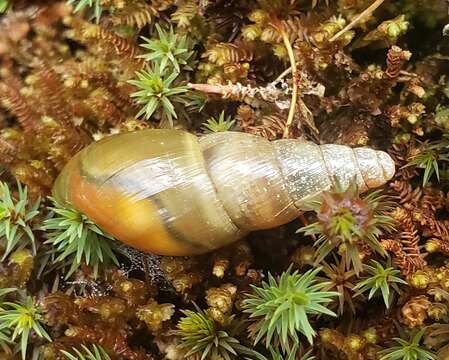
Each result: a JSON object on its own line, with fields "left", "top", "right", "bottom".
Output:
{"left": 187, "top": 82, "right": 285, "bottom": 102}
{"left": 280, "top": 28, "right": 298, "bottom": 139}
{"left": 272, "top": 66, "right": 293, "bottom": 86}
{"left": 329, "top": 0, "right": 386, "bottom": 42}
{"left": 187, "top": 83, "right": 227, "bottom": 95}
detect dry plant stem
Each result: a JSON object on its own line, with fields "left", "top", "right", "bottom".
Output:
{"left": 280, "top": 28, "right": 298, "bottom": 139}
{"left": 272, "top": 66, "right": 293, "bottom": 86}
{"left": 329, "top": 0, "right": 386, "bottom": 42}
{"left": 187, "top": 83, "right": 226, "bottom": 95}
{"left": 187, "top": 82, "right": 284, "bottom": 102}
{"left": 189, "top": 66, "right": 293, "bottom": 94}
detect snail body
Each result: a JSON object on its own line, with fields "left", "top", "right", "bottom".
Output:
{"left": 52, "top": 129, "right": 395, "bottom": 256}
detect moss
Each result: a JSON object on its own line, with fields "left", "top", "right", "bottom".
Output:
{"left": 0, "top": 0, "right": 448, "bottom": 358}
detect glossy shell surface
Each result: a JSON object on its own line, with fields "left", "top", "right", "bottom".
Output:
{"left": 53, "top": 129, "right": 395, "bottom": 255}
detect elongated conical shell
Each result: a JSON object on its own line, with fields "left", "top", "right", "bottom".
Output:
{"left": 53, "top": 129, "right": 395, "bottom": 256}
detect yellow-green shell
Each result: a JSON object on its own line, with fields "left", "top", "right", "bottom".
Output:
{"left": 53, "top": 129, "right": 395, "bottom": 256}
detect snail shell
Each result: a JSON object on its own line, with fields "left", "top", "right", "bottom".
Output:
{"left": 52, "top": 129, "right": 395, "bottom": 256}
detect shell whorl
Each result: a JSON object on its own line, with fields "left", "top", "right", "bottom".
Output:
{"left": 199, "top": 132, "right": 395, "bottom": 231}
{"left": 316, "top": 144, "right": 395, "bottom": 192}
{"left": 273, "top": 140, "right": 395, "bottom": 209}
{"left": 353, "top": 147, "right": 395, "bottom": 188}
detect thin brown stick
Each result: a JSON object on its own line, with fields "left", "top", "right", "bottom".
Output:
{"left": 329, "top": 0, "right": 386, "bottom": 42}
{"left": 281, "top": 29, "right": 298, "bottom": 139}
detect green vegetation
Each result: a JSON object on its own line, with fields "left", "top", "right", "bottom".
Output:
{"left": 242, "top": 266, "right": 338, "bottom": 351}
{"left": 0, "top": 181, "right": 40, "bottom": 260}
{"left": 202, "top": 111, "right": 236, "bottom": 132}
{"left": 0, "top": 293, "right": 51, "bottom": 360}
{"left": 353, "top": 260, "right": 406, "bottom": 308}
{"left": 405, "top": 140, "right": 449, "bottom": 186}
{"left": 379, "top": 330, "right": 436, "bottom": 360}
{"left": 128, "top": 64, "right": 189, "bottom": 125}
{"left": 60, "top": 344, "right": 111, "bottom": 360}
{"left": 297, "top": 183, "right": 395, "bottom": 274}
{"left": 1, "top": 0, "right": 449, "bottom": 358}
{"left": 176, "top": 307, "right": 263, "bottom": 360}
{"left": 0, "top": 0, "right": 8, "bottom": 13}
{"left": 40, "top": 198, "right": 119, "bottom": 279}
{"left": 67, "top": 0, "right": 102, "bottom": 23}
{"left": 138, "top": 24, "right": 194, "bottom": 73}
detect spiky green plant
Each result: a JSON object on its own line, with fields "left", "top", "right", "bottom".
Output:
{"left": 353, "top": 260, "right": 407, "bottom": 308}
{"left": 0, "top": 0, "right": 9, "bottom": 13}
{"left": 128, "top": 64, "right": 189, "bottom": 125}
{"left": 185, "top": 91, "right": 208, "bottom": 113}
{"left": 202, "top": 111, "right": 236, "bottom": 132}
{"left": 320, "top": 258, "right": 357, "bottom": 315}
{"left": 0, "top": 181, "right": 40, "bottom": 261}
{"left": 0, "top": 288, "right": 16, "bottom": 350}
{"left": 138, "top": 24, "right": 194, "bottom": 73}
{"left": 60, "top": 344, "right": 111, "bottom": 360}
{"left": 242, "top": 265, "right": 338, "bottom": 352}
{"left": 297, "top": 181, "right": 395, "bottom": 274}
{"left": 67, "top": 0, "right": 102, "bottom": 23}
{"left": 0, "top": 294, "right": 51, "bottom": 360}
{"left": 0, "top": 288, "right": 16, "bottom": 299}
{"left": 0, "top": 326, "right": 11, "bottom": 348}
{"left": 404, "top": 140, "right": 449, "bottom": 187}
{"left": 176, "top": 307, "right": 264, "bottom": 360}
{"left": 268, "top": 345, "right": 315, "bottom": 360}
{"left": 40, "top": 198, "right": 119, "bottom": 279}
{"left": 379, "top": 330, "right": 436, "bottom": 360}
